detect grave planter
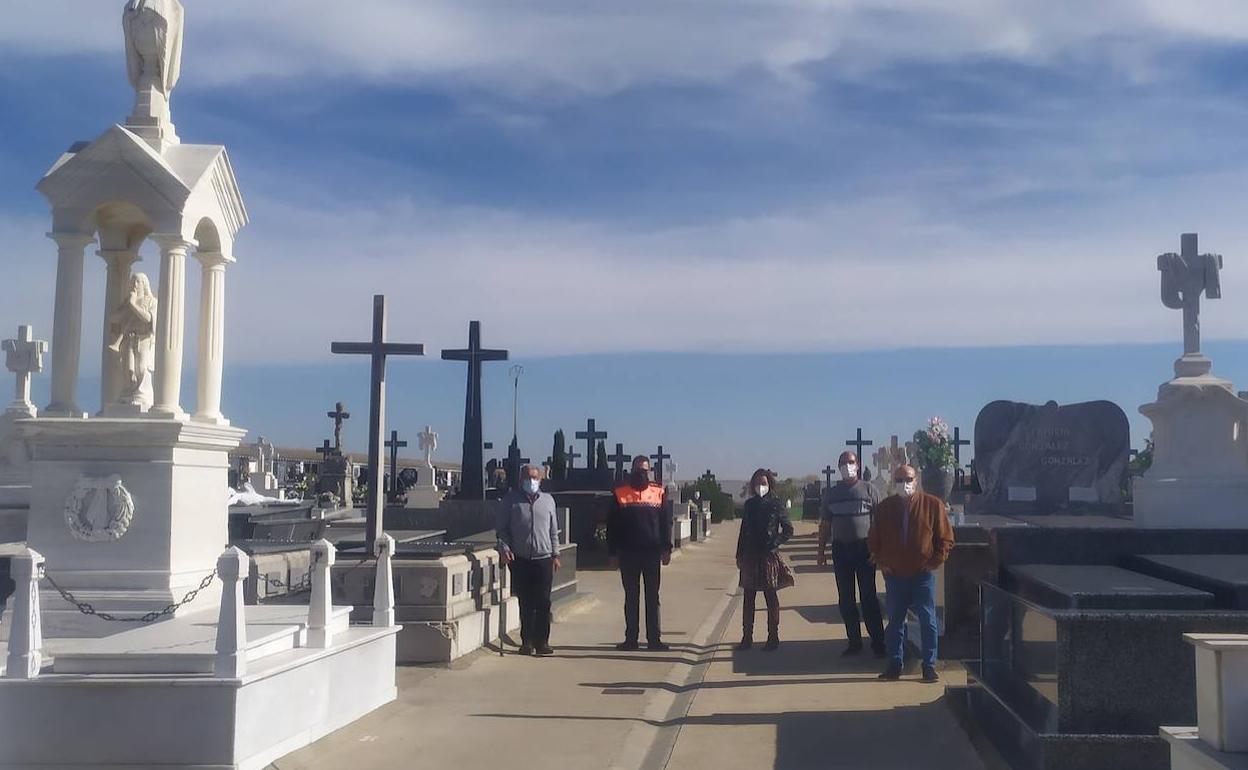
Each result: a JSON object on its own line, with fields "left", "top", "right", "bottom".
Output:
{"left": 922, "top": 467, "right": 955, "bottom": 502}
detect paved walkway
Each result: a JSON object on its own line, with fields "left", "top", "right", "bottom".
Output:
{"left": 272, "top": 521, "right": 985, "bottom": 770}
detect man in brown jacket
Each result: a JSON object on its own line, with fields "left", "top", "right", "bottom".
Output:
{"left": 868, "top": 464, "right": 955, "bottom": 683}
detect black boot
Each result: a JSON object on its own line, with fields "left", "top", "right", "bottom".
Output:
{"left": 762, "top": 606, "right": 780, "bottom": 651}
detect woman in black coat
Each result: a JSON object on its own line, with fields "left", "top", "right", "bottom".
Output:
{"left": 736, "top": 468, "right": 795, "bottom": 651}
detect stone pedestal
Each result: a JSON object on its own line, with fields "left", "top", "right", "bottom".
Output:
{"left": 404, "top": 485, "right": 444, "bottom": 509}
{"left": 20, "top": 417, "right": 245, "bottom": 637}
{"left": 1137, "top": 374, "right": 1248, "bottom": 528}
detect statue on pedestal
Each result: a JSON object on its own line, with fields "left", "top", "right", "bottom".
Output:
{"left": 1158, "top": 233, "right": 1223, "bottom": 377}
{"left": 123, "top": 0, "right": 184, "bottom": 143}
{"left": 108, "top": 273, "right": 157, "bottom": 409}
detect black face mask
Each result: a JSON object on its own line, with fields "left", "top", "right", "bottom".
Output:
{"left": 631, "top": 470, "right": 650, "bottom": 487}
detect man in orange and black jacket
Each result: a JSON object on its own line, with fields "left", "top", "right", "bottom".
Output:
{"left": 607, "top": 455, "right": 672, "bottom": 651}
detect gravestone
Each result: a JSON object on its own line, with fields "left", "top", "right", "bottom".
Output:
{"left": 972, "top": 400, "right": 1129, "bottom": 515}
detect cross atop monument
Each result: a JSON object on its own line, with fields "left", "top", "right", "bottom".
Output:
{"left": 327, "top": 402, "right": 351, "bottom": 452}
{"left": 384, "top": 430, "right": 408, "bottom": 498}
{"left": 1158, "top": 232, "right": 1223, "bottom": 377}
{"left": 3, "top": 325, "right": 47, "bottom": 418}
{"left": 442, "top": 321, "right": 508, "bottom": 500}
{"left": 845, "top": 428, "right": 874, "bottom": 463}
{"left": 607, "top": 443, "right": 632, "bottom": 483}
{"left": 575, "top": 419, "right": 607, "bottom": 470}
{"left": 331, "top": 295, "right": 426, "bottom": 550}
{"left": 650, "top": 445, "right": 672, "bottom": 484}
{"left": 315, "top": 439, "right": 335, "bottom": 461}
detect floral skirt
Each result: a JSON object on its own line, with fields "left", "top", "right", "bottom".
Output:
{"left": 739, "top": 550, "right": 796, "bottom": 592}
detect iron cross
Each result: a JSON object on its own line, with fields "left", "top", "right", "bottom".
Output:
{"left": 575, "top": 418, "right": 608, "bottom": 470}
{"left": 607, "top": 443, "right": 632, "bottom": 483}
{"left": 650, "top": 445, "right": 672, "bottom": 484}
{"left": 385, "top": 430, "right": 408, "bottom": 498}
{"left": 846, "top": 428, "right": 873, "bottom": 462}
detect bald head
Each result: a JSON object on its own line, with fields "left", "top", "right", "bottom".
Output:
{"left": 893, "top": 464, "right": 917, "bottom": 483}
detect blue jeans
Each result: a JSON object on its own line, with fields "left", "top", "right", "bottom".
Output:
{"left": 883, "top": 571, "right": 938, "bottom": 669}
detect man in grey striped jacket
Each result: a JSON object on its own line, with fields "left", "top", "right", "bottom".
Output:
{"left": 817, "top": 451, "right": 886, "bottom": 657}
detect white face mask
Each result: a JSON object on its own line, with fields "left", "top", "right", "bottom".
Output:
{"left": 897, "top": 480, "right": 917, "bottom": 497}
{"left": 839, "top": 464, "right": 858, "bottom": 481}
{"left": 522, "top": 478, "right": 541, "bottom": 495}
{"left": 755, "top": 485, "right": 769, "bottom": 498}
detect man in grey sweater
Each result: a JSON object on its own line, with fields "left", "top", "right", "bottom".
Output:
{"left": 496, "top": 465, "right": 562, "bottom": 655}
{"left": 817, "top": 451, "right": 886, "bottom": 657}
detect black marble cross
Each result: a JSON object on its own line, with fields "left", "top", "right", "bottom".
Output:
{"left": 650, "top": 445, "right": 672, "bottom": 484}
{"left": 845, "top": 428, "right": 873, "bottom": 463}
{"left": 442, "top": 321, "right": 508, "bottom": 501}
{"left": 385, "top": 430, "right": 408, "bottom": 498}
{"left": 575, "top": 418, "right": 607, "bottom": 470}
{"left": 331, "top": 295, "right": 425, "bottom": 550}
{"left": 607, "top": 443, "right": 632, "bottom": 483}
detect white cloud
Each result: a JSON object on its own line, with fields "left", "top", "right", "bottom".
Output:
{"left": 6, "top": 1, "right": 1248, "bottom": 93}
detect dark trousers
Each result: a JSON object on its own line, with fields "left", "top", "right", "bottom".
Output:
{"left": 742, "top": 589, "right": 780, "bottom": 638}
{"left": 510, "top": 556, "right": 554, "bottom": 647}
{"left": 831, "top": 539, "right": 885, "bottom": 649}
{"left": 619, "top": 551, "right": 662, "bottom": 643}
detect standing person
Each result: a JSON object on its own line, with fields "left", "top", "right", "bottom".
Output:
{"left": 736, "top": 468, "right": 795, "bottom": 651}
{"left": 608, "top": 456, "right": 672, "bottom": 651}
{"left": 868, "top": 464, "right": 955, "bottom": 683}
{"left": 817, "top": 451, "right": 886, "bottom": 657}
{"left": 496, "top": 465, "right": 561, "bottom": 656}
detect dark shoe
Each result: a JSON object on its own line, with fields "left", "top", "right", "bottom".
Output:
{"left": 922, "top": 666, "right": 940, "bottom": 683}
{"left": 518, "top": 643, "right": 534, "bottom": 656}
{"left": 616, "top": 640, "right": 639, "bottom": 652}
{"left": 647, "top": 641, "right": 671, "bottom": 652}
{"left": 536, "top": 645, "right": 555, "bottom": 656}
{"left": 878, "top": 665, "right": 902, "bottom": 681}
{"left": 737, "top": 636, "right": 753, "bottom": 651}
{"left": 841, "top": 642, "right": 864, "bottom": 656}
{"left": 762, "top": 636, "right": 779, "bottom": 652}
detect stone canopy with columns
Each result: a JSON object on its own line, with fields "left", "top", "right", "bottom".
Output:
{"left": 37, "top": 124, "right": 247, "bottom": 423}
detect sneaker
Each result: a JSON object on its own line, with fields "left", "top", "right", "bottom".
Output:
{"left": 878, "top": 665, "right": 902, "bottom": 681}
{"left": 518, "top": 643, "right": 534, "bottom": 656}
{"left": 536, "top": 645, "right": 555, "bottom": 656}
{"left": 841, "top": 643, "right": 864, "bottom": 657}
{"left": 921, "top": 666, "right": 940, "bottom": 683}
{"left": 647, "top": 641, "right": 671, "bottom": 652}
{"left": 616, "top": 640, "right": 639, "bottom": 651}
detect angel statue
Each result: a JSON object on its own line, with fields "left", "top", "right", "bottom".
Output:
{"left": 108, "top": 273, "right": 159, "bottom": 408}
{"left": 123, "top": 0, "right": 184, "bottom": 130}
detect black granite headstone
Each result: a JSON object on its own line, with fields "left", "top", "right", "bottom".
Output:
{"left": 1003, "top": 564, "right": 1214, "bottom": 610}
{"left": 973, "top": 400, "right": 1129, "bottom": 515}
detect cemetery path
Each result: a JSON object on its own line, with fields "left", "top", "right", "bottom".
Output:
{"left": 270, "top": 521, "right": 986, "bottom": 770}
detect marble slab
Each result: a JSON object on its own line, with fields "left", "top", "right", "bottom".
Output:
{"left": 1130, "top": 555, "right": 1248, "bottom": 610}
{"left": 1005, "top": 564, "right": 1215, "bottom": 610}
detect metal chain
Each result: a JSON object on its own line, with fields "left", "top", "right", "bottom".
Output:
{"left": 255, "top": 551, "right": 375, "bottom": 597}
{"left": 42, "top": 568, "right": 218, "bottom": 624}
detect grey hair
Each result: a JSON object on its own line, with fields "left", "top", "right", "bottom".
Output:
{"left": 520, "top": 464, "right": 544, "bottom": 479}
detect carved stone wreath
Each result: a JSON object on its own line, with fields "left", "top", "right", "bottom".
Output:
{"left": 64, "top": 475, "right": 135, "bottom": 542}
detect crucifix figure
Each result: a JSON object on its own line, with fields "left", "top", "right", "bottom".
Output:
{"left": 3, "top": 326, "right": 47, "bottom": 418}
{"left": 1158, "top": 233, "right": 1223, "bottom": 377}
{"left": 442, "top": 321, "right": 508, "bottom": 500}
{"left": 575, "top": 419, "right": 608, "bottom": 473}
{"left": 845, "top": 428, "right": 874, "bottom": 465}
{"left": 385, "top": 430, "right": 408, "bottom": 498}
{"left": 327, "top": 402, "right": 351, "bottom": 452}
{"left": 607, "top": 443, "right": 632, "bottom": 483}
{"left": 650, "top": 445, "right": 672, "bottom": 484}
{"left": 331, "top": 295, "right": 426, "bottom": 550}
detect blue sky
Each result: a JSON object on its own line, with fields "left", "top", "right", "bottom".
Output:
{"left": 4, "top": 2, "right": 1248, "bottom": 477}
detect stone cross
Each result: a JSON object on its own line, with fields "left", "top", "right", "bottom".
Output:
{"left": 884, "top": 436, "right": 910, "bottom": 473}
{"left": 1158, "top": 233, "right": 1223, "bottom": 377}
{"left": 845, "top": 428, "right": 874, "bottom": 465}
{"left": 566, "top": 445, "right": 582, "bottom": 470}
{"left": 327, "top": 402, "right": 351, "bottom": 452}
{"left": 3, "top": 326, "right": 47, "bottom": 418}
{"left": 315, "top": 439, "right": 335, "bottom": 462}
{"left": 823, "top": 464, "right": 835, "bottom": 488}
{"left": 575, "top": 419, "right": 608, "bottom": 472}
{"left": 442, "top": 321, "right": 508, "bottom": 501}
{"left": 331, "top": 295, "right": 426, "bottom": 550}
{"left": 384, "top": 430, "right": 407, "bottom": 498}
{"left": 650, "top": 445, "right": 672, "bottom": 484}
{"left": 607, "top": 443, "right": 632, "bottom": 483}
{"left": 418, "top": 425, "right": 438, "bottom": 466}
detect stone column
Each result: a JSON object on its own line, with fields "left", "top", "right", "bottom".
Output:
{"left": 4, "top": 548, "right": 45, "bottom": 680}
{"left": 45, "top": 233, "right": 95, "bottom": 417}
{"left": 193, "top": 251, "right": 233, "bottom": 425}
{"left": 308, "top": 539, "right": 336, "bottom": 648}
{"left": 97, "top": 249, "right": 140, "bottom": 410}
{"left": 150, "top": 235, "right": 193, "bottom": 418}
{"left": 214, "top": 547, "right": 248, "bottom": 679}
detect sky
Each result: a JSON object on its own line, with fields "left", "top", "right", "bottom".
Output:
{"left": 4, "top": 1, "right": 1248, "bottom": 477}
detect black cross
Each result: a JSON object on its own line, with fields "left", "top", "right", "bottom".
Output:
{"left": 575, "top": 419, "right": 608, "bottom": 470}
{"left": 846, "top": 428, "right": 873, "bottom": 462}
{"left": 331, "top": 295, "right": 426, "bottom": 551}
{"left": 504, "top": 439, "right": 531, "bottom": 491}
{"left": 650, "top": 445, "right": 672, "bottom": 484}
{"left": 607, "top": 443, "right": 632, "bottom": 483}
{"left": 566, "top": 445, "right": 583, "bottom": 469}
{"left": 951, "top": 426, "right": 971, "bottom": 466}
{"left": 442, "top": 321, "right": 509, "bottom": 501}
{"left": 327, "top": 402, "right": 351, "bottom": 451}
{"left": 385, "top": 430, "right": 408, "bottom": 498}
{"left": 822, "top": 464, "right": 835, "bottom": 488}
{"left": 315, "top": 439, "right": 335, "bottom": 460}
